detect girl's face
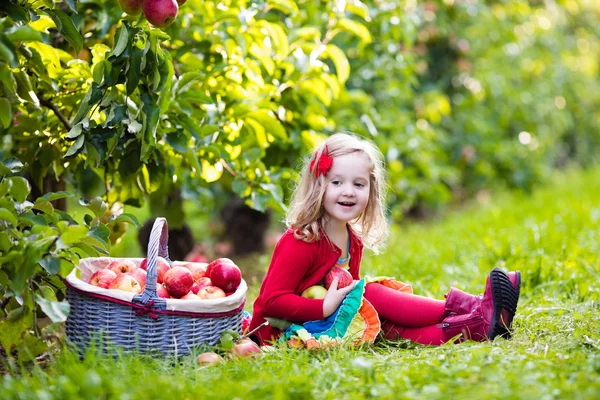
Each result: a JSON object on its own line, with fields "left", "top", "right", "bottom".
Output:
{"left": 323, "top": 152, "right": 371, "bottom": 228}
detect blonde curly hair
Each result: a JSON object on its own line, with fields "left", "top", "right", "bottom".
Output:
{"left": 286, "top": 132, "right": 388, "bottom": 253}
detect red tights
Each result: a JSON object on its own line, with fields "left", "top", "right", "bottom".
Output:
{"left": 363, "top": 282, "right": 447, "bottom": 345}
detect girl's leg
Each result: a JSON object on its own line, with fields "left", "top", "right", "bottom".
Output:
{"left": 381, "top": 320, "right": 446, "bottom": 345}
{"left": 364, "top": 282, "right": 446, "bottom": 327}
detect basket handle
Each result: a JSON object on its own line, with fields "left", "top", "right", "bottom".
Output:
{"left": 135, "top": 217, "right": 170, "bottom": 304}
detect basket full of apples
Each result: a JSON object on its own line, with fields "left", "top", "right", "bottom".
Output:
{"left": 64, "top": 217, "right": 247, "bottom": 357}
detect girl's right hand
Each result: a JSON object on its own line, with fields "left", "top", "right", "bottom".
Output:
{"left": 322, "top": 277, "right": 358, "bottom": 318}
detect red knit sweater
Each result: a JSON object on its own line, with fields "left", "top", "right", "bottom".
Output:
{"left": 249, "top": 227, "right": 363, "bottom": 345}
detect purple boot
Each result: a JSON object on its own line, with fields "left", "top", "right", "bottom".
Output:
{"left": 440, "top": 268, "right": 520, "bottom": 342}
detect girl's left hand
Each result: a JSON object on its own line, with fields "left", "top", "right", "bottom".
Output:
{"left": 322, "top": 278, "right": 358, "bottom": 318}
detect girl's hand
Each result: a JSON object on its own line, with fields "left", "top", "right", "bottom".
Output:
{"left": 322, "top": 278, "right": 359, "bottom": 318}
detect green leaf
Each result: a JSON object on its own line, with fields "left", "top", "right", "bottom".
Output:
{"left": 35, "top": 294, "right": 70, "bottom": 323}
{"left": 5, "top": 26, "right": 44, "bottom": 42}
{"left": 335, "top": 18, "right": 372, "bottom": 44}
{"left": 126, "top": 47, "right": 143, "bottom": 95}
{"left": 0, "top": 208, "right": 18, "bottom": 227}
{"left": 71, "top": 83, "right": 101, "bottom": 125}
{"left": 7, "top": 176, "right": 31, "bottom": 203}
{"left": 39, "top": 256, "right": 60, "bottom": 274}
{"left": 0, "top": 40, "right": 17, "bottom": 68}
{"left": 246, "top": 110, "right": 287, "bottom": 140}
{"left": 323, "top": 45, "right": 350, "bottom": 84}
{"left": 65, "top": 134, "right": 85, "bottom": 157}
{"left": 0, "top": 97, "right": 12, "bottom": 128}
{"left": 108, "top": 213, "right": 140, "bottom": 227}
{"left": 42, "top": 191, "right": 72, "bottom": 202}
{"left": 33, "top": 198, "right": 54, "bottom": 214}
{"left": 0, "top": 158, "right": 24, "bottom": 176}
{"left": 80, "top": 197, "right": 107, "bottom": 218}
{"left": 66, "top": 122, "right": 83, "bottom": 139}
{"left": 14, "top": 70, "right": 40, "bottom": 106}
{"left": 61, "top": 225, "right": 88, "bottom": 245}
{"left": 44, "top": 9, "right": 83, "bottom": 53}
{"left": 111, "top": 24, "right": 130, "bottom": 58}
{"left": 88, "top": 224, "right": 110, "bottom": 243}
{"left": 63, "top": 0, "right": 78, "bottom": 14}
{"left": 0, "top": 307, "right": 28, "bottom": 355}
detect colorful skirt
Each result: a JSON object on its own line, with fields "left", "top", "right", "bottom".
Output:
{"left": 281, "top": 277, "right": 412, "bottom": 349}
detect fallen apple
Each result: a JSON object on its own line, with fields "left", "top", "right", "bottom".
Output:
{"left": 107, "top": 259, "right": 137, "bottom": 275}
{"left": 88, "top": 269, "right": 118, "bottom": 289}
{"left": 301, "top": 285, "right": 328, "bottom": 299}
{"left": 196, "top": 286, "right": 226, "bottom": 300}
{"left": 228, "top": 339, "right": 261, "bottom": 358}
{"left": 207, "top": 258, "right": 242, "bottom": 293}
{"left": 324, "top": 267, "right": 353, "bottom": 289}
{"left": 108, "top": 274, "right": 142, "bottom": 294}
{"left": 163, "top": 266, "right": 194, "bottom": 298}
{"left": 196, "top": 352, "right": 223, "bottom": 367}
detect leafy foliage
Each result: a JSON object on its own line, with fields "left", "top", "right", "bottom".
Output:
{"left": 0, "top": 157, "right": 138, "bottom": 363}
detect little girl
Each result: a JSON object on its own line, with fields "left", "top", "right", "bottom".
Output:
{"left": 248, "top": 133, "right": 520, "bottom": 347}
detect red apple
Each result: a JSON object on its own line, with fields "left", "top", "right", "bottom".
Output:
{"left": 301, "top": 285, "right": 328, "bottom": 299}
{"left": 196, "top": 352, "right": 223, "bottom": 367}
{"left": 107, "top": 259, "right": 137, "bottom": 275}
{"left": 108, "top": 274, "right": 142, "bottom": 294}
{"left": 228, "top": 339, "right": 261, "bottom": 358}
{"left": 127, "top": 268, "right": 147, "bottom": 290}
{"left": 324, "top": 267, "right": 353, "bottom": 289}
{"left": 118, "top": 0, "right": 143, "bottom": 16}
{"left": 181, "top": 262, "right": 207, "bottom": 282}
{"left": 156, "top": 283, "right": 170, "bottom": 298}
{"left": 140, "top": 257, "right": 171, "bottom": 283}
{"left": 191, "top": 277, "right": 213, "bottom": 294}
{"left": 196, "top": 286, "right": 226, "bottom": 300}
{"left": 207, "top": 258, "right": 242, "bottom": 293}
{"left": 162, "top": 266, "right": 194, "bottom": 298}
{"left": 88, "top": 269, "right": 118, "bottom": 289}
{"left": 142, "top": 0, "right": 178, "bottom": 29}
{"left": 180, "top": 292, "right": 201, "bottom": 300}
{"left": 188, "top": 254, "right": 208, "bottom": 263}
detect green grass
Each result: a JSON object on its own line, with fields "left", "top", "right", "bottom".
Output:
{"left": 3, "top": 167, "right": 600, "bottom": 399}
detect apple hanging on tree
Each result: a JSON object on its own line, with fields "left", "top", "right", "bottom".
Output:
{"left": 142, "top": 0, "right": 178, "bottom": 28}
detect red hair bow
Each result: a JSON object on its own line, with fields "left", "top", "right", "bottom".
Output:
{"left": 309, "top": 145, "right": 333, "bottom": 178}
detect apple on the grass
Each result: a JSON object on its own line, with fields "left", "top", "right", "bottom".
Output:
{"left": 324, "top": 267, "right": 353, "bottom": 289}
{"left": 88, "top": 269, "right": 118, "bottom": 289}
{"left": 228, "top": 339, "right": 261, "bottom": 358}
{"left": 206, "top": 258, "right": 242, "bottom": 293}
{"left": 163, "top": 266, "right": 194, "bottom": 298}
{"left": 127, "top": 268, "right": 147, "bottom": 290}
{"left": 301, "top": 285, "right": 328, "bottom": 299}
{"left": 108, "top": 274, "right": 142, "bottom": 294}
{"left": 107, "top": 259, "right": 137, "bottom": 275}
{"left": 196, "top": 286, "right": 226, "bottom": 300}
{"left": 140, "top": 257, "right": 171, "bottom": 283}
{"left": 196, "top": 352, "right": 223, "bottom": 367}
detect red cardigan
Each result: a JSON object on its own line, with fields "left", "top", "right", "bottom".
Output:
{"left": 249, "top": 227, "right": 363, "bottom": 345}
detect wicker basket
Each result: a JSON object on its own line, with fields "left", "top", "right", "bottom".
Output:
{"left": 65, "top": 217, "right": 246, "bottom": 357}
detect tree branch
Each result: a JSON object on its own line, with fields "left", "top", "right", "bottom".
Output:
{"left": 39, "top": 96, "right": 72, "bottom": 131}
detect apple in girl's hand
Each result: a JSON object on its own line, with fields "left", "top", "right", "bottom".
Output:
{"left": 207, "top": 258, "right": 242, "bottom": 293}
{"left": 196, "top": 286, "right": 226, "bottom": 299}
{"left": 324, "top": 267, "right": 353, "bottom": 289}
{"left": 228, "top": 339, "right": 261, "bottom": 358}
{"left": 88, "top": 269, "right": 118, "bottom": 288}
{"left": 196, "top": 352, "right": 223, "bottom": 367}
{"left": 156, "top": 283, "right": 170, "bottom": 298}
{"left": 180, "top": 292, "right": 201, "bottom": 300}
{"left": 127, "top": 268, "right": 147, "bottom": 290}
{"left": 163, "top": 266, "right": 194, "bottom": 298}
{"left": 107, "top": 259, "right": 137, "bottom": 275}
{"left": 181, "top": 262, "right": 207, "bottom": 282}
{"left": 301, "top": 285, "right": 328, "bottom": 299}
{"left": 108, "top": 274, "right": 142, "bottom": 293}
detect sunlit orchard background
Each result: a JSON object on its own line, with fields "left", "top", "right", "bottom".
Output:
{"left": 0, "top": 0, "right": 599, "bottom": 365}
